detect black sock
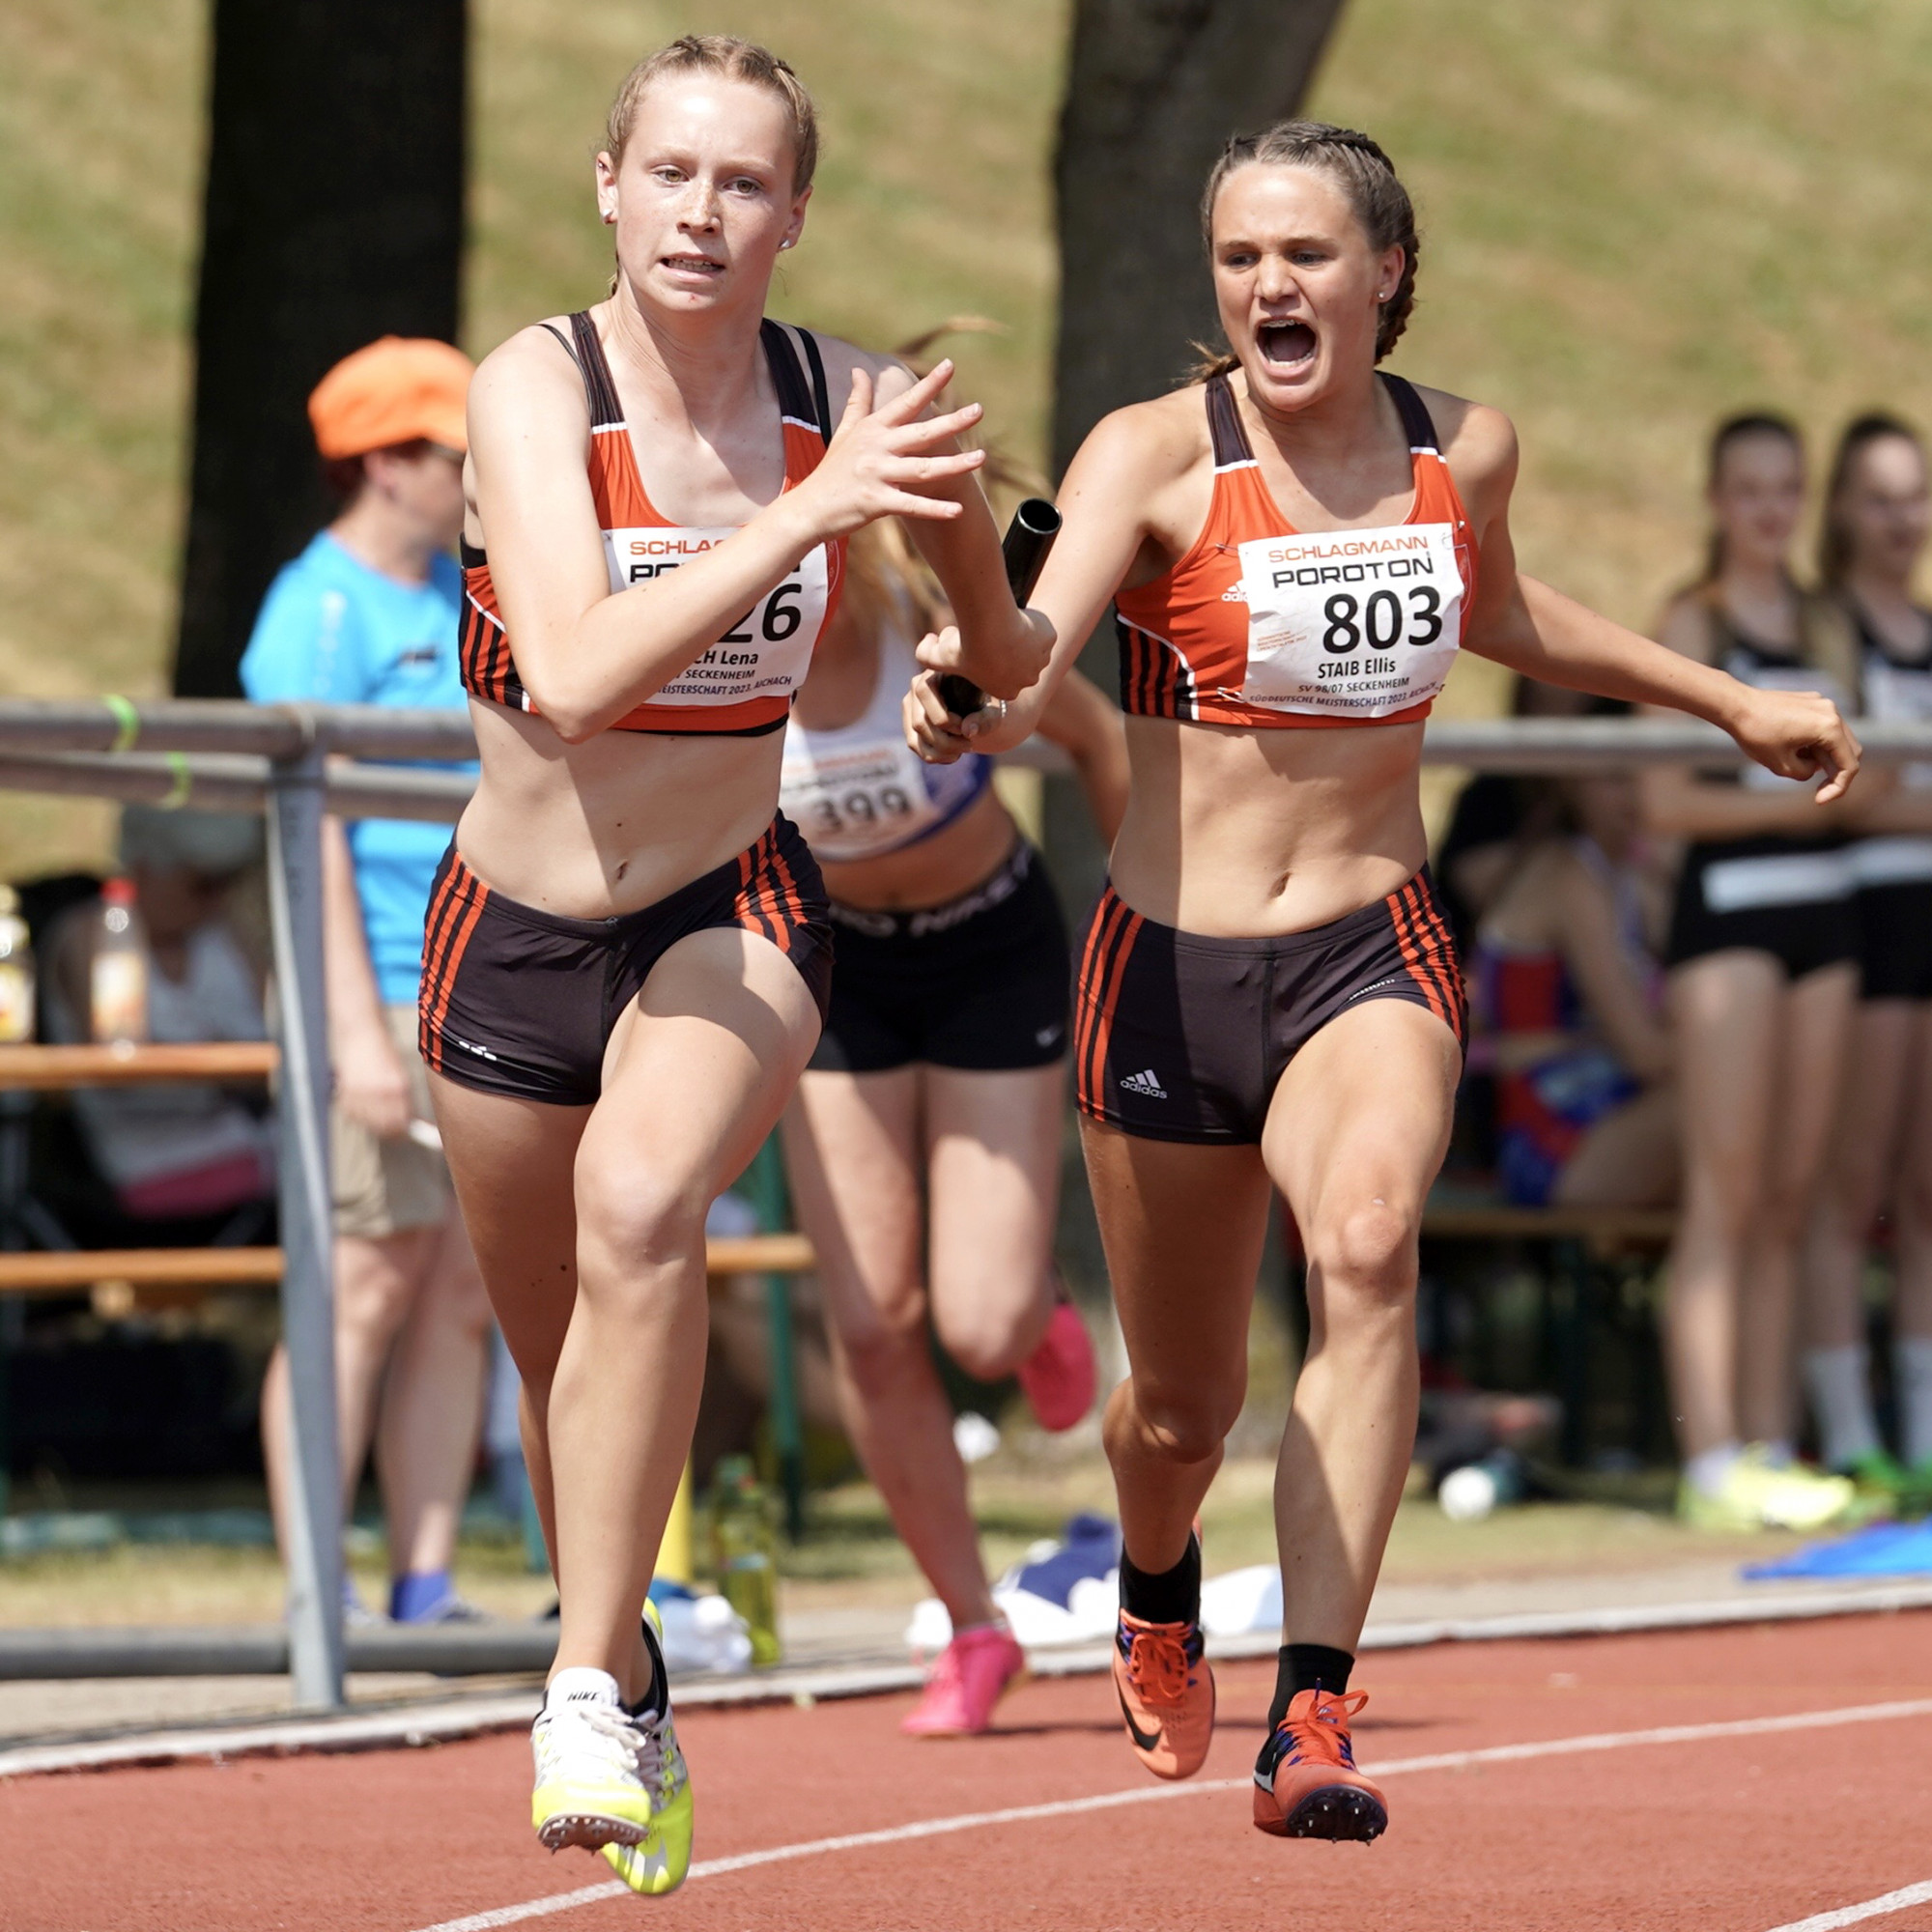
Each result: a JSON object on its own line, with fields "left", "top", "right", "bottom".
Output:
{"left": 1119, "top": 1532, "right": 1202, "bottom": 1627}
{"left": 1266, "top": 1642, "right": 1354, "bottom": 1730}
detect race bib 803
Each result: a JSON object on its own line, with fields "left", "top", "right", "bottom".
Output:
{"left": 1236, "top": 522, "right": 1462, "bottom": 718}
{"left": 604, "top": 526, "right": 830, "bottom": 709}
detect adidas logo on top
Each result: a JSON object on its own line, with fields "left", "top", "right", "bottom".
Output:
{"left": 1119, "top": 1067, "right": 1168, "bottom": 1099}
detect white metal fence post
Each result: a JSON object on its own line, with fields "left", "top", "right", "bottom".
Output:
{"left": 265, "top": 742, "right": 345, "bottom": 1709}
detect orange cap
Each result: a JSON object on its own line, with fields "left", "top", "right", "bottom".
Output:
{"left": 307, "top": 336, "right": 474, "bottom": 460}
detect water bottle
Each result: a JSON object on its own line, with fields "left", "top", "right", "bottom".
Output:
{"left": 0, "top": 887, "right": 36, "bottom": 1044}
{"left": 91, "top": 877, "right": 150, "bottom": 1048}
{"left": 1437, "top": 1448, "right": 1527, "bottom": 1522}
{"left": 706, "top": 1456, "right": 781, "bottom": 1666}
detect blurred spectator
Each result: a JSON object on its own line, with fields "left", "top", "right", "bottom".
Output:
{"left": 43, "top": 806, "right": 274, "bottom": 1222}
{"left": 1804, "top": 413, "right": 1932, "bottom": 1496}
{"left": 242, "top": 336, "right": 491, "bottom": 1625}
{"left": 1644, "top": 412, "right": 1861, "bottom": 1532}
{"left": 1468, "top": 756, "right": 1676, "bottom": 1208}
{"left": 1436, "top": 675, "right": 1592, "bottom": 951}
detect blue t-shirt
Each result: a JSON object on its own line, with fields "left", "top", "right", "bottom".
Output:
{"left": 241, "top": 533, "right": 474, "bottom": 1007}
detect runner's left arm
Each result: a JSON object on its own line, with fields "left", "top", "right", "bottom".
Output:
{"left": 1452, "top": 403, "right": 1862, "bottom": 803}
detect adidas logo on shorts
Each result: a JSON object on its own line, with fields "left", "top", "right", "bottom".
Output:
{"left": 1119, "top": 1067, "right": 1168, "bottom": 1099}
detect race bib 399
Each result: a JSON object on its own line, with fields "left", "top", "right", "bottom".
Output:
{"left": 1236, "top": 522, "right": 1462, "bottom": 718}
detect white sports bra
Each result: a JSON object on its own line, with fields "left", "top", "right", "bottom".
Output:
{"left": 781, "top": 619, "right": 991, "bottom": 864}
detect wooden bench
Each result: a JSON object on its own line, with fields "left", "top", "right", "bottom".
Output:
{"left": 0, "top": 1041, "right": 820, "bottom": 1300}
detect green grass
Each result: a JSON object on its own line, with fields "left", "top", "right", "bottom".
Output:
{"left": 8, "top": 0, "right": 1932, "bottom": 867}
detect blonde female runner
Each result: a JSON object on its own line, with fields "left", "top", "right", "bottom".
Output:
{"left": 781, "top": 515, "right": 1125, "bottom": 1735}
{"left": 426, "top": 38, "right": 1048, "bottom": 1893}
{"left": 910, "top": 120, "right": 1858, "bottom": 1843}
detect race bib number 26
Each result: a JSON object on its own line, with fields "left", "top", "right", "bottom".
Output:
{"left": 1236, "top": 521, "right": 1462, "bottom": 718}
{"left": 604, "top": 525, "right": 830, "bottom": 709}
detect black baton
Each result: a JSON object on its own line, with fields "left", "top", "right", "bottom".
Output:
{"left": 935, "top": 496, "right": 1062, "bottom": 718}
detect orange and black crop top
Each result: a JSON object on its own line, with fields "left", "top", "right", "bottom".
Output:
{"left": 459, "top": 310, "right": 845, "bottom": 737}
{"left": 1113, "top": 372, "right": 1478, "bottom": 728}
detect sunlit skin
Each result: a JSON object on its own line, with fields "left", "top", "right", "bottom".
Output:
{"left": 430, "top": 68, "right": 1048, "bottom": 1708}
{"left": 903, "top": 156, "right": 1864, "bottom": 1664}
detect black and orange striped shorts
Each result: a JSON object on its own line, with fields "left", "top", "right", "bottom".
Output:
{"left": 1072, "top": 869, "right": 1464, "bottom": 1144}
{"left": 417, "top": 815, "right": 833, "bottom": 1106}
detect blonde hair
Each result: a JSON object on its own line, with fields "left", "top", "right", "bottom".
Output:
{"left": 604, "top": 35, "right": 818, "bottom": 194}
{"left": 836, "top": 319, "right": 1039, "bottom": 648}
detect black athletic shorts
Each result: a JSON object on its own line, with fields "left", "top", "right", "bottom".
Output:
{"left": 1860, "top": 881, "right": 1932, "bottom": 1002}
{"left": 809, "top": 839, "right": 1069, "bottom": 1074}
{"left": 1073, "top": 868, "right": 1465, "bottom": 1145}
{"left": 1664, "top": 838, "right": 1859, "bottom": 981}
{"left": 418, "top": 815, "right": 833, "bottom": 1106}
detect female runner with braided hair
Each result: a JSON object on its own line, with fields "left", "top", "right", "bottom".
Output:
{"left": 909, "top": 119, "right": 1860, "bottom": 1842}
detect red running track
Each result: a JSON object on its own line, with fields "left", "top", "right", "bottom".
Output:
{"left": 4, "top": 1611, "right": 1932, "bottom": 1932}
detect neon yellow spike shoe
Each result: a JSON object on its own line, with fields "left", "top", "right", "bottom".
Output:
{"left": 531, "top": 1605, "right": 694, "bottom": 1895}
{"left": 1677, "top": 1445, "right": 1856, "bottom": 1533}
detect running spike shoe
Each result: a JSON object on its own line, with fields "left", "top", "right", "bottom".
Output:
{"left": 531, "top": 1607, "right": 693, "bottom": 1895}
{"left": 1112, "top": 1608, "right": 1215, "bottom": 1780}
{"left": 902, "top": 1621, "right": 1027, "bottom": 1737}
{"left": 1676, "top": 1445, "right": 1856, "bottom": 1533}
{"left": 1016, "top": 1294, "right": 1097, "bottom": 1433}
{"left": 1252, "top": 1688, "right": 1387, "bottom": 1842}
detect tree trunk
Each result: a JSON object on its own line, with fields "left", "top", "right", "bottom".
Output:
{"left": 1051, "top": 0, "right": 1347, "bottom": 479}
{"left": 173, "top": 1, "right": 468, "bottom": 696}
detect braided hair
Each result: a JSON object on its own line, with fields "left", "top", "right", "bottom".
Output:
{"left": 1192, "top": 120, "right": 1419, "bottom": 379}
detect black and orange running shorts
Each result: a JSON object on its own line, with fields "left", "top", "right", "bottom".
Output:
{"left": 418, "top": 815, "right": 833, "bottom": 1106}
{"left": 1073, "top": 869, "right": 1464, "bottom": 1144}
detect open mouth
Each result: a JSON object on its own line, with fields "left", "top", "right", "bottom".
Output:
{"left": 661, "top": 253, "right": 724, "bottom": 277}
{"left": 1258, "top": 320, "right": 1317, "bottom": 368}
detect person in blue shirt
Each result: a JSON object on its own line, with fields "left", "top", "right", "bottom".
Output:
{"left": 243, "top": 336, "right": 492, "bottom": 1625}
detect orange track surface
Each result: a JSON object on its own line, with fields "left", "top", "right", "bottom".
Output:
{"left": 5, "top": 1611, "right": 1931, "bottom": 1931}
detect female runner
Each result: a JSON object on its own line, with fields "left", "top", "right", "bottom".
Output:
{"left": 1645, "top": 415, "right": 1862, "bottom": 1533}
{"left": 426, "top": 37, "right": 1047, "bottom": 1893}
{"left": 908, "top": 120, "right": 1859, "bottom": 1843}
{"left": 780, "top": 512, "right": 1126, "bottom": 1736}
{"left": 1804, "top": 414, "right": 1932, "bottom": 1496}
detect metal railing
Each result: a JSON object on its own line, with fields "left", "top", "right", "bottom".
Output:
{"left": 0, "top": 696, "right": 1922, "bottom": 1712}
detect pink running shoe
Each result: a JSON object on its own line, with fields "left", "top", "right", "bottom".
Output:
{"left": 901, "top": 1622, "right": 1026, "bottom": 1737}
{"left": 1017, "top": 1299, "right": 1096, "bottom": 1432}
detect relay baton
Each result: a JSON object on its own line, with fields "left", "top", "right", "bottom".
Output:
{"left": 935, "top": 496, "right": 1063, "bottom": 718}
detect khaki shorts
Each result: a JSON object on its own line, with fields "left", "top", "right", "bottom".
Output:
{"left": 332, "top": 1005, "right": 452, "bottom": 1239}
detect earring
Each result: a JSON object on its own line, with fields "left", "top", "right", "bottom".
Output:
{"left": 780, "top": 238, "right": 795, "bottom": 251}
{"left": 602, "top": 211, "right": 616, "bottom": 226}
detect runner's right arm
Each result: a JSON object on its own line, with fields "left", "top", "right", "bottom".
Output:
{"left": 470, "top": 332, "right": 985, "bottom": 741}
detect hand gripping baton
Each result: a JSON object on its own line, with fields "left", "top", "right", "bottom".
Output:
{"left": 935, "top": 496, "right": 1063, "bottom": 718}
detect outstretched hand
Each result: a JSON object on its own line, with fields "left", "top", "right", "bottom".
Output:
{"left": 798, "top": 360, "right": 986, "bottom": 539}
{"left": 1732, "top": 687, "right": 1862, "bottom": 803}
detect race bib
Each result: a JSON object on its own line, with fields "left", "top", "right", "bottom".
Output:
{"left": 1236, "top": 522, "right": 1462, "bottom": 718}
{"left": 781, "top": 735, "right": 944, "bottom": 863}
{"left": 605, "top": 526, "right": 830, "bottom": 710}
{"left": 1864, "top": 655, "right": 1932, "bottom": 789}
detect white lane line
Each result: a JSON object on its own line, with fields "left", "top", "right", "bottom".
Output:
{"left": 408, "top": 1696, "right": 1932, "bottom": 1932}
{"left": 1759, "top": 1880, "right": 1932, "bottom": 1932}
